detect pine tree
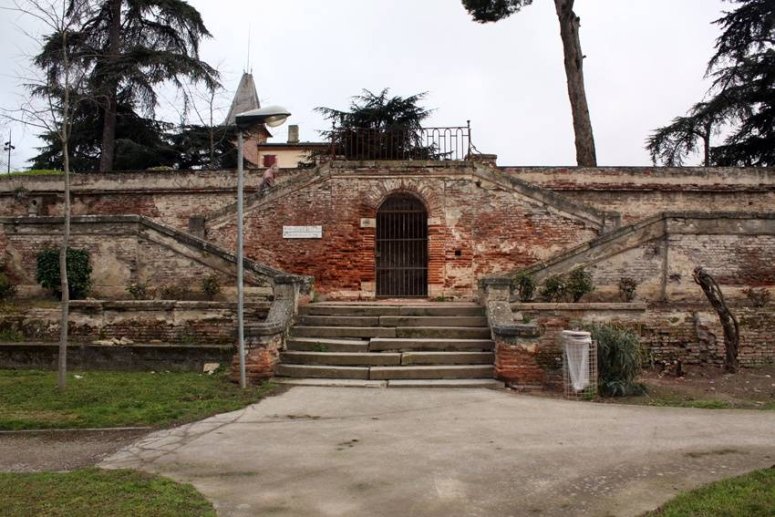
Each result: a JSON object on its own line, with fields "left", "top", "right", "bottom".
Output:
{"left": 317, "top": 89, "right": 433, "bottom": 160}
{"left": 34, "top": 0, "right": 219, "bottom": 171}
{"left": 647, "top": 0, "right": 775, "bottom": 167}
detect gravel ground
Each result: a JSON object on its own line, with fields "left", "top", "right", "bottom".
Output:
{"left": 0, "top": 429, "right": 149, "bottom": 473}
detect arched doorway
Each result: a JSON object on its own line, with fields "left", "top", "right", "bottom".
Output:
{"left": 376, "top": 194, "right": 428, "bottom": 298}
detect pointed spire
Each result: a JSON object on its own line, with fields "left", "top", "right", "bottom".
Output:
{"left": 224, "top": 73, "right": 261, "bottom": 126}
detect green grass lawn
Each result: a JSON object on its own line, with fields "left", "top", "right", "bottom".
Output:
{"left": 0, "top": 370, "right": 276, "bottom": 430}
{"left": 648, "top": 468, "right": 775, "bottom": 516}
{"left": 0, "top": 468, "right": 214, "bottom": 517}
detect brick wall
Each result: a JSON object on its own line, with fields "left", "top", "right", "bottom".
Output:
{"left": 2, "top": 164, "right": 772, "bottom": 301}
{"left": 0, "top": 217, "right": 274, "bottom": 299}
{"left": 0, "top": 169, "right": 297, "bottom": 231}
{"left": 515, "top": 302, "right": 775, "bottom": 370}
{"left": 206, "top": 163, "right": 601, "bottom": 299}
{"left": 512, "top": 214, "right": 775, "bottom": 304}
{"left": 503, "top": 167, "right": 775, "bottom": 224}
{"left": 0, "top": 300, "right": 269, "bottom": 344}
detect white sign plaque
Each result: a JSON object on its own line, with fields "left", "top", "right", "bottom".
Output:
{"left": 283, "top": 225, "right": 323, "bottom": 239}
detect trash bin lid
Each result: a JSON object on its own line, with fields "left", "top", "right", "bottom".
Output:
{"left": 561, "top": 330, "right": 591, "bottom": 339}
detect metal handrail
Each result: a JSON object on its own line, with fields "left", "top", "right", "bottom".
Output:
{"left": 329, "top": 122, "right": 472, "bottom": 161}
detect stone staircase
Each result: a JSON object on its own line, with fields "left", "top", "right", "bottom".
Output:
{"left": 276, "top": 303, "right": 500, "bottom": 387}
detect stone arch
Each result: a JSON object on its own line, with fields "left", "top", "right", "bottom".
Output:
{"left": 361, "top": 178, "right": 443, "bottom": 218}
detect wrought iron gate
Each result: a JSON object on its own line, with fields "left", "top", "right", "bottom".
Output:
{"left": 376, "top": 195, "right": 428, "bottom": 298}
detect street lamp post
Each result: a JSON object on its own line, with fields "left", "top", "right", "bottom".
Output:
{"left": 234, "top": 106, "right": 291, "bottom": 388}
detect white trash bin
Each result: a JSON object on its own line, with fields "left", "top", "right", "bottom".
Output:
{"left": 561, "top": 330, "right": 593, "bottom": 395}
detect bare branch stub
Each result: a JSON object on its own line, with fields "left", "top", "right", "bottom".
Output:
{"left": 693, "top": 266, "right": 740, "bottom": 373}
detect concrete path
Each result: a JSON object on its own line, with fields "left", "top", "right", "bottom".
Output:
{"left": 102, "top": 388, "right": 775, "bottom": 517}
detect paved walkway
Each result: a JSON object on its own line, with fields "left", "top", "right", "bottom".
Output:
{"left": 102, "top": 387, "right": 775, "bottom": 517}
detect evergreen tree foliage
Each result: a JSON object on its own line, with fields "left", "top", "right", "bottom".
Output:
{"left": 647, "top": 0, "right": 775, "bottom": 167}
{"left": 31, "top": 98, "right": 176, "bottom": 171}
{"left": 317, "top": 89, "right": 433, "bottom": 160}
{"left": 33, "top": 0, "right": 219, "bottom": 171}
{"left": 168, "top": 124, "right": 240, "bottom": 170}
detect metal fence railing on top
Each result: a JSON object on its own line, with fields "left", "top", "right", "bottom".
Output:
{"left": 329, "top": 122, "right": 471, "bottom": 161}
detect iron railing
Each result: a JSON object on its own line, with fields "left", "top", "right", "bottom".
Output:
{"left": 329, "top": 122, "right": 471, "bottom": 161}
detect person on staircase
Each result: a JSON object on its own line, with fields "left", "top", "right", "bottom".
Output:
{"left": 258, "top": 163, "right": 277, "bottom": 196}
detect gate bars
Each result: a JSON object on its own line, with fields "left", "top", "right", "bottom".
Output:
{"left": 376, "top": 195, "right": 428, "bottom": 298}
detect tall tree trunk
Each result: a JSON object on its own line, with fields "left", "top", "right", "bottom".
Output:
{"left": 702, "top": 120, "right": 712, "bottom": 166}
{"left": 554, "top": 0, "right": 597, "bottom": 167}
{"left": 98, "top": 0, "right": 122, "bottom": 172}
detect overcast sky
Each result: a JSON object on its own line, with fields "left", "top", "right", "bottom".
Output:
{"left": 0, "top": 0, "right": 728, "bottom": 169}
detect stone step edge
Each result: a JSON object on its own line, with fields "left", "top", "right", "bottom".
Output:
{"left": 276, "top": 364, "right": 495, "bottom": 381}
{"left": 280, "top": 350, "right": 494, "bottom": 366}
{"left": 273, "top": 378, "right": 505, "bottom": 389}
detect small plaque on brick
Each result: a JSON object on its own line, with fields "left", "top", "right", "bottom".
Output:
{"left": 360, "top": 218, "right": 376, "bottom": 228}
{"left": 282, "top": 225, "right": 322, "bottom": 239}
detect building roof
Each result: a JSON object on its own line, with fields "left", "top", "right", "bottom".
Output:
{"left": 224, "top": 73, "right": 261, "bottom": 126}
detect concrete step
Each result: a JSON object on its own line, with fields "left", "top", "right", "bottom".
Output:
{"left": 401, "top": 352, "right": 494, "bottom": 365}
{"left": 281, "top": 351, "right": 401, "bottom": 366}
{"left": 286, "top": 338, "right": 369, "bottom": 353}
{"left": 370, "top": 365, "right": 494, "bottom": 380}
{"left": 300, "top": 304, "right": 485, "bottom": 317}
{"left": 272, "top": 379, "right": 505, "bottom": 389}
{"left": 299, "top": 315, "right": 380, "bottom": 327}
{"left": 273, "top": 378, "right": 388, "bottom": 388}
{"left": 370, "top": 338, "right": 494, "bottom": 352}
{"left": 290, "top": 326, "right": 397, "bottom": 339}
{"left": 387, "top": 379, "right": 504, "bottom": 389}
{"left": 275, "top": 364, "right": 369, "bottom": 380}
{"left": 298, "top": 315, "right": 489, "bottom": 328}
{"left": 380, "top": 316, "right": 488, "bottom": 328}
{"left": 290, "top": 325, "right": 496, "bottom": 341}
{"left": 395, "top": 327, "right": 491, "bottom": 339}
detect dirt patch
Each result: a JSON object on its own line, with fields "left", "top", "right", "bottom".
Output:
{"left": 621, "top": 364, "right": 775, "bottom": 409}
{"left": 0, "top": 429, "right": 148, "bottom": 473}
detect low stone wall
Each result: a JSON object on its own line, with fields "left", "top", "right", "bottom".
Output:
{"left": 484, "top": 279, "right": 774, "bottom": 389}
{"left": 0, "top": 300, "right": 270, "bottom": 345}
{"left": 516, "top": 302, "right": 774, "bottom": 369}
{"left": 0, "top": 342, "right": 233, "bottom": 372}
{"left": 0, "top": 215, "right": 283, "bottom": 300}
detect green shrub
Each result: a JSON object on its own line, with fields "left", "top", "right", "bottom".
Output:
{"left": 540, "top": 274, "right": 567, "bottom": 302}
{"left": 35, "top": 248, "right": 92, "bottom": 300}
{"left": 126, "top": 282, "right": 150, "bottom": 300}
{"left": 566, "top": 267, "right": 594, "bottom": 302}
{"left": 742, "top": 287, "right": 771, "bottom": 308}
{"left": 590, "top": 323, "right": 645, "bottom": 397}
{"left": 0, "top": 272, "right": 16, "bottom": 301}
{"left": 513, "top": 272, "right": 536, "bottom": 302}
{"left": 201, "top": 275, "right": 221, "bottom": 301}
{"left": 0, "top": 328, "right": 24, "bottom": 342}
{"left": 618, "top": 277, "right": 638, "bottom": 302}
{"left": 159, "top": 284, "right": 193, "bottom": 300}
